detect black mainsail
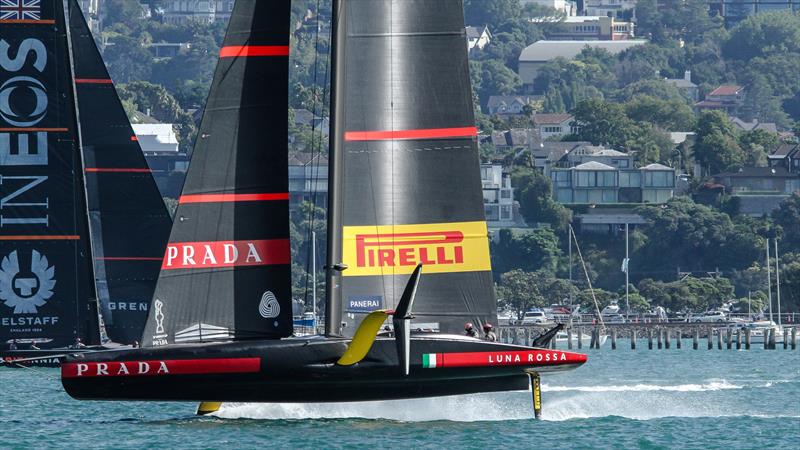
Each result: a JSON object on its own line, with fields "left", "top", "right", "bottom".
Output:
{"left": 327, "top": 0, "right": 496, "bottom": 336}
{"left": 140, "top": 1, "right": 293, "bottom": 347}
{"left": 67, "top": 0, "right": 172, "bottom": 345}
{"left": 0, "top": 0, "right": 99, "bottom": 349}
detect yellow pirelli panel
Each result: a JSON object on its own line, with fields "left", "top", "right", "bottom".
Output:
{"left": 342, "top": 221, "right": 492, "bottom": 277}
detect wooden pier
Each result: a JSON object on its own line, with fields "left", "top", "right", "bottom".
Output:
{"left": 497, "top": 324, "right": 798, "bottom": 351}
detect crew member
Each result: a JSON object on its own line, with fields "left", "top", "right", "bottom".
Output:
{"left": 464, "top": 322, "right": 478, "bottom": 338}
{"left": 483, "top": 323, "right": 497, "bottom": 342}
{"left": 132, "top": 341, "right": 140, "bottom": 348}
{"left": 8, "top": 339, "right": 17, "bottom": 350}
{"left": 72, "top": 337, "right": 86, "bottom": 349}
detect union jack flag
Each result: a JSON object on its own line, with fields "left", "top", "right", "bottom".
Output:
{"left": 0, "top": 0, "right": 41, "bottom": 21}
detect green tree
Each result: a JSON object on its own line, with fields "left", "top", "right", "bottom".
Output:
{"left": 512, "top": 167, "right": 572, "bottom": 230}
{"left": 773, "top": 193, "right": 800, "bottom": 253}
{"left": 497, "top": 269, "right": 545, "bottom": 317}
{"left": 117, "top": 81, "right": 197, "bottom": 152}
{"left": 491, "top": 228, "right": 562, "bottom": 275}
{"left": 693, "top": 111, "right": 744, "bottom": 174}
{"left": 625, "top": 95, "right": 696, "bottom": 131}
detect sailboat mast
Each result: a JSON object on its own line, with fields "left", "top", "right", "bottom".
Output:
{"left": 766, "top": 239, "right": 773, "bottom": 323}
{"left": 63, "top": 0, "right": 101, "bottom": 344}
{"left": 775, "top": 238, "right": 781, "bottom": 327}
{"left": 325, "top": 0, "right": 346, "bottom": 337}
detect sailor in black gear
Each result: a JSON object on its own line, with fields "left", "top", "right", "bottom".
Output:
{"left": 464, "top": 322, "right": 478, "bottom": 338}
{"left": 483, "top": 323, "right": 497, "bottom": 342}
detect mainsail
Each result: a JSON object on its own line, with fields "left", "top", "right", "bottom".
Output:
{"left": 327, "top": 0, "right": 497, "bottom": 336}
{"left": 0, "top": 0, "right": 99, "bottom": 348}
{"left": 140, "top": 1, "right": 293, "bottom": 346}
{"left": 67, "top": 0, "right": 172, "bottom": 345}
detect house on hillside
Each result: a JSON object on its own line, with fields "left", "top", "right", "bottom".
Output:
{"left": 466, "top": 25, "right": 492, "bottom": 53}
{"left": 710, "top": 166, "right": 800, "bottom": 216}
{"left": 518, "top": 40, "right": 646, "bottom": 90}
{"left": 521, "top": 0, "right": 575, "bottom": 15}
{"left": 584, "top": 0, "right": 637, "bottom": 18}
{"left": 489, "top": 129, "right": 531, "bottom": 151}
{"left": 532, "top": 141, "right": 594, "bottom": 176}
{"left": 665, "top": 71, "right": 699, "bottom": 102}
{"left": 486, "top": 95, "right": 541, "bottom": 116}
{"left": 567, "top": 146, "right": 634, "bottom": 169}
{"left": 729, "top": 117, "right": 778, "bottom": 133}
{"left": 481, "top": 164, "right": 523, "bottom": 229}
{"left": 161, "top": 1, "right": 234, "bottom": 24}
{"left": 768, "top": 142, "right": 800, "bottom": 174}
{"left": 547, "top": 16, "right": 635, "bottom": 41}
{"left": 696, "top": 85, "right": 745, "bottom": 116}
{"left": 533, "top": 113, "right": 577, "bottom": 140}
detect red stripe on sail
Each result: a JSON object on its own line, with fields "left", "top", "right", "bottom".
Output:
{"left": 75, "top": 79, "right": 113, "bottom": 84}
{"left": 161, "top": 239, "right": 290, "bottom": 270}
{"left": 219, "top": 45, "right": 290, "bottom": 58}
{"left": 85, "top": 168, "right": 152, "bottom": 173}
{"left": 438, "top": 350, "right": 586, "bottom": 369}
{"left": 179, "top": 193, "right": 289, "bottom": 204}
{"left": 344, "top": 126, "right": 478, "bottom": 141}
{"left": 61, "top": 357, "right": 261, "bottom": 378}
{"left": 131, "top": 136, "right": 138, "bottom": 141}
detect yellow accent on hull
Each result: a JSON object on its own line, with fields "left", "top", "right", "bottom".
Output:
{"left": 336, "top": 310, "right": 391, "bottom": 366}
{"left": 196, "top": 401, "right": 222, "bottom": 415}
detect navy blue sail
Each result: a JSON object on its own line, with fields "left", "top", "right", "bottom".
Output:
{"left": 0, "top": 0, "right": 99, "bottom": 349}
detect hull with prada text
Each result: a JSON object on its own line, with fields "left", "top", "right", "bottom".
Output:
{"left": 62, "top": 336, "right": 586, "bottom": 402}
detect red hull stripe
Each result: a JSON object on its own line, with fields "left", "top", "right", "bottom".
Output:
{"left": 96, "top": 257, "right": 162, "bottom": 261}
{"left": 61, "top": 357, "right": 261, "bottom": 378}
{"left": 219, "top": 45, "right": 290, "bottom": 58}
{"left": 162, "top": 239, "right": 290, "bottom": 270}
{"left": 179, "top": 193, "right": 290, "bottom": 204}
{"left": 131, "top": 136, "right": 138, "bottom": 141}
{"left": 427, "top": 350, "right": 586, "bottom": 369}
{"left": 0, "top": 235, "right": 80, "bottom": 241}
{"left": 85, "top": 168, "right": 152, "bottom": 173}
{"left": 75, "top": 79, "right": 113, "bottom": 84}
{"left": 344, "top": 126, "right": 478, "bottom": 142}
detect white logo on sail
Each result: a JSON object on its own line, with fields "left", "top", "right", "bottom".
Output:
{"left": 0, "top": 250, "right": 55, "bottom": 314}
{"left": 154, "top": 299, "right": 165, "bottom": 334}
{"left": 259, "top": 291, "right": 280, "bottom": 319}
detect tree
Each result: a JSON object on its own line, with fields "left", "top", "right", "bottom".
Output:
{"left": 512, "top": 167, "right": 572, "bottom": 230}
{"left": 571, "top": 98, "right": 636, "bottom": 148}
{"left": 117, "top": 81, "right": 197, "bottom": 153}
{"left": 692, "top": 111, "right": 744, "bottom": 174}
{"left": 625, "top": 96, "right": 696, "bottom": 131}
{"left": 491, "top": 228, "right": 561, "bottom": 275}
{"left": 773, "top": 193, "right": 800, "bottom": 253}
{"left": 723, "top": 12, "right": 800, "bottom": 62}
{"left": 497, "top": 270, "right": 545, "bottom": 317}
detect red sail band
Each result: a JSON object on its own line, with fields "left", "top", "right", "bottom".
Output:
{"left": 85, "top": 168, "right": 152, "bottom": 173}
{"left": 179, "top": 193, "right": 289, "bottom": 204}
{"left": 162, "top": 239, "right": 290, "bottom": 270}
{"left": 75, "top": 79, "right": 113, "bottom": 84}
{"left": 61, "top": 357, "right": 261, "bottom": 378}
{"left": 219, "top": 45, "right": 290, "bottom": 58}
{"left": 344, "top": 126, "right": 478, "bottom": 142}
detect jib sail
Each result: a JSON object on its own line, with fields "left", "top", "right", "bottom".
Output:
{"left": 67, "top": 0, "right": 172, "bottom": 345}
{"left": 327, "top": 0, "right": 497, "bottom": 336}
{"left": 141, "top": 1, "right": 293, "bottom": 346}
{"left": 0, "top": 0, "right": 99, "bottom": 349}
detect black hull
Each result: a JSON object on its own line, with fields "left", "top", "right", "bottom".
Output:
{"left": 62, "top": 335, "right": 586, "bottom": 402}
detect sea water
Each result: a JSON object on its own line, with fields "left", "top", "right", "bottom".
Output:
{"left": 1, "top": 341, "right": 798, "bottom": 449}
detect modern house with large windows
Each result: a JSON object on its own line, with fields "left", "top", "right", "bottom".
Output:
{"left": 551, "top": 162, "right": 676, "bottom": 205}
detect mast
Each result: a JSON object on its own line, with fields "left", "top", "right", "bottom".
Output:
{"left": 325, "top": 0, "right": 345, "bottom": 337}
{"left": 775, "top": 238, "right": 781, "bottom": 327}
{"left": 766, "top": 238, "right": 773, "bottom": 323}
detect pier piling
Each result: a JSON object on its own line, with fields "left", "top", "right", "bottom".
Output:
{"left": 726, "top": 328, "right": 732, "bottom": 350}
{"left": 594, "top": 328, "right": 601, "bottom": 349}
{"left": 768, "top": 328, "right": 776, "bottom": 350}
{"left": 577, "top": 328, "right": 583, "bottom": 350}
{"left": 736, "top": 328, "right": 741, "bottom": 350}
{"left": 567, "top": 329, "right": 573, "bottom": 350}
{"left": 745, "top": 328, "right": 751, "bottom": 350}
{"left": 648, "top": 329, "right": 653, "bottom": 350}
{"left": 693, "top": 328, "right": 699, "bottom": 350}
{"left": 657, "top": 328, "right": 663, "bottom": 349}
{"left": 665, "top": 328, "right": 671, "bottom": 349}
{"left": 676, "top": 329, "right": 681, "bottom": 349}
{"left": 707, "top": 328, "right": 713, "bottom": 350}
{"left": 783, "top": 328, "right": 788, "bottom": 350}
{"left": 611, "top": 329, "right": 617, "bottom": 350}
{"left": 631, "top": 329, "right": 636, "bottom": 350}
{"left": 792, "top": 328, "right": 797, "bottom": 350}
{"left": 717, "top": 329, "right": 722, "bottom": 350}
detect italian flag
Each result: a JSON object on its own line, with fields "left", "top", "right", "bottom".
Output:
{"left": 422, "top": 353, "right": 442, "bottom": 368}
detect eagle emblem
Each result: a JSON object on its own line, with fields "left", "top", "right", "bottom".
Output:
{"left": 0, "top": 250, "right": 56, "bottom": 314}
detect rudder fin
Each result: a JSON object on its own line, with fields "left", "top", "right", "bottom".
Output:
{"left": 196, "top": 402, "right": 222, "bottom": 416}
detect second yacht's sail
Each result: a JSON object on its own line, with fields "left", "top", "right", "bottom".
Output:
{"left": 140, "top": 1, "right": 293, "bottom": 346}
{"left": 68, "top": 0, "right": 172, "bottom": 345}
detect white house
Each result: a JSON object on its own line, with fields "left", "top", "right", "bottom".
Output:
{"left": 131, "top": 124, "right": 180, "bottom": 153}
{"left": 466, "top": 26, "right": 492, "bottom": 53}
{"left": 533, "top": 113, "right": 577, "bottom": 140}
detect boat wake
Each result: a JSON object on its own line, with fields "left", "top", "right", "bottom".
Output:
{"left": 212, "top": 379, "right": 798, "bottom": 422}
